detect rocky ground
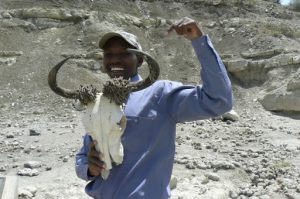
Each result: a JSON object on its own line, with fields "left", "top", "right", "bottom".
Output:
{"left": 0, "top": 0, "right": 300, "bottom": 199}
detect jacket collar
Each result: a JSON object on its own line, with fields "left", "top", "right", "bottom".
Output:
{"left": 130, "top": 74, "right": 142, "bottom": 82}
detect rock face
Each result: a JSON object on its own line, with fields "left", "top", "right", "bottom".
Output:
{"left": 259, "top": 69, "right": 300, "bottom": 112}
{"left": 224, "top": 50, "right": 300, "bottom": 86}
{"left": 223, "top": 46, "right": 300, "bottom": 112}
{"left": 8, "top": 8, "right": 90, "bottom": 21}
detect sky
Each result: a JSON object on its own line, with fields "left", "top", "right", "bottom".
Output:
{"left": 280, "top": 0, "right": 292, "bottom": 5}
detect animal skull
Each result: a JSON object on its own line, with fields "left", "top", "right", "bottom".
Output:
{"left": 48, "top": 49, "right": 160, "bottom": 179}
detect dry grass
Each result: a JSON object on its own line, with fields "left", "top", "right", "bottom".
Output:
{"left": 263, "top": 22, "right": 300, "bottom": 38}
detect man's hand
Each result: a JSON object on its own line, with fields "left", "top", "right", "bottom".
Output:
{"left": 165, "top": 17, "right": 203, "bottom": 40}
{"left": 87, "top": 140, "right": 105, "bottom": 177}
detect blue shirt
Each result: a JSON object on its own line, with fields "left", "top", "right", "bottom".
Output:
{"left": 75, "top": 35, "right": 233, "bottom": 199}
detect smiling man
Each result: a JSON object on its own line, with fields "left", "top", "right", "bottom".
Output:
{"left": 75, "top": 17, "right": 233, "bottom": 199}
{"left": 99, "top": 32, "right": 143, "bottom": 80}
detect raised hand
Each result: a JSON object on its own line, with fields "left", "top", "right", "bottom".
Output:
{"left": 165, "top": 17, "right": 203, "bottom": 40}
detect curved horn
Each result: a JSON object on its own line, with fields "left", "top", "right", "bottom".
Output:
{"left": 48, "top": 57, "right": 78, "bottom": 99}
{"left": 126, "top": 49, "right": 160, "bottom": 92}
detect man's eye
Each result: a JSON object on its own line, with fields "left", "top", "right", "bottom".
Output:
{"left": 104, "top": 53, "right": 113, "bottom": 58}
{"left": 104, "top": 52, "right": 133, "bottom": 60}
{"left": 122, "top": 52, "right": 132, "bottom": 57}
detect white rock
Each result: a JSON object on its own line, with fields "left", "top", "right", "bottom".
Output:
{"left": 17, "top": 168, "right": 39, "bottom": 177}
{"left": 19, "top": 186, "right": 37, "bottom": 198}
{"left": 204, "top": 172, "right": 220, "bottom": 181}
{"left": 0, "top": 57, "right": 17, "bottom": 66}
{"left": 259, "top": 89, "right": 300, "bottom": 112}
{"left": 18, "top": 189, "right": 33, "bottom": 199}
{"left": 222, "top": 110, "right": 239, "bottom": 121}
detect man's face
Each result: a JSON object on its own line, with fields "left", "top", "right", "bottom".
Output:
{"left": 103, "top": 37, "right": 140, "bottom": 80}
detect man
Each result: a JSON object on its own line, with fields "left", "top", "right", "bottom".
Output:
{"left": 76, "top": 17, "right": 233, "bottom": 199}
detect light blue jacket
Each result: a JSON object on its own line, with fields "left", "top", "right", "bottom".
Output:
{"left": 76, "top": 35, "right": 233, "bottom": 199}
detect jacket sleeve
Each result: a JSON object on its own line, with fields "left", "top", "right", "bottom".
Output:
{"left": 75, "top": 134, "right": 97, "bottom": 181}
{"left": 165, "top": 35, "right": 233, "bottom": 123}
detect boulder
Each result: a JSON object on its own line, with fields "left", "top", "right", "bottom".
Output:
{"left": 260, "top": 91, "right": 300, "bottom": 112}
{"left": 259, "top": 71, "right": 300, "bottom": 112}
{"left": 224, "top": 59, "right": 249, "bottom": 72}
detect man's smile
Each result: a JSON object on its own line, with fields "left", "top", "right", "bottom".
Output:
{"left": 110, "top": 67, "right": 124, "bottom": 71}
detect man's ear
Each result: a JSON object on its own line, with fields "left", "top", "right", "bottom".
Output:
{"left": 137, "top": 56, "right": 144, "bottom": 68}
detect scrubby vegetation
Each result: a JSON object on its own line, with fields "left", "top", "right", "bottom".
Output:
{"left": 263, "top": 21, "right": 300, "bottom": 38}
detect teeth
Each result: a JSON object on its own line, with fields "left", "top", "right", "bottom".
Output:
{"left": 111, "top": 67, "right": 124, "bottom": 71}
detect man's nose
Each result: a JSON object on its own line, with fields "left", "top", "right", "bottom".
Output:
{"left": 110, "top": 54, "right": 123, "bottom": 63}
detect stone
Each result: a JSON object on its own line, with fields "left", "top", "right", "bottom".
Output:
{"left": 0, "top": 57, "right": 17, "bottom": 66}
{"left": 206, "top": 21, "right": 217, "bottom": 28}
{"left": 29, "top": 129, "right": 40, "bottom": 136}
{"left": 17, "top": 168, "right": 39, "bottom": 177}
{"left": 210, "top": 161, "right": 235, "bottom": 170}
{"left": 240, "top": 151, "right": 248, "bottom": 158}
{"left": 192, "top": 142, "right": 202, "bottom": 150}
{"left": 18, "top": 189, "right": 33, "bottom": 199}
{"left": 45, "top": 166, "right": 52, "bottom": 171}
{"left": 297, "top": 185, "right": 300, "bottom": 193}
{"left": 62, "top": 156, "right": 68, "bottom": 162}
{"left": 292, "top": 55, "right": 300, "bottom": 64}
{"left": 6, "top": 133, "right": 14, "bottom": 138}
{"left": 224, "top": 27, "right": 236, "bottom": 34}
{"left": 259, "top": 89, "right": 300, "bottom": 112}
{"left": 24, "top": 161, "right": 41, "bottom": 169}
{"left": 23, "top": 186, "right": 37, "bottom": 196}
{"left": 204, "top": 172, "right": 220, "bottom": 181}
{"left": 212, "top": 0, "right": 223, "bottom": 6}
{"left": 229, "top": 190, "right": 239, "bottom": 199}
{"left": 221, "top": 110, "right": 239, "bottom": 121}
{"left": 201, "top": 176, "right": 209, "bottom": 184}
{"left": 0, "top": 166, "right": 7, "bottom": 172}
{"left": 195, "top": 161, "right": 208, "bottom": 169}
{"left": 224, "top": 59, "right": 248, "bottom": 72}
{"left": 2, "top": 11, "right": 12, "bottom": 19}
{"left": 185, "top": 162, "right": 196, "bottom": 169}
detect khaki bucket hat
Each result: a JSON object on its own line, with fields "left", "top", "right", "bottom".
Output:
{"left": 99, "top": 31, "right": 142, "bottom": 50}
